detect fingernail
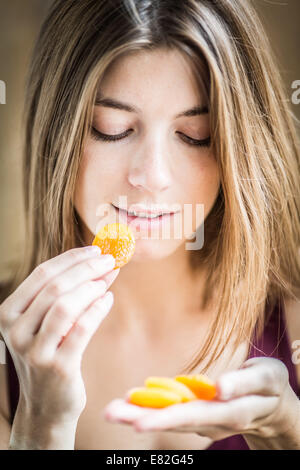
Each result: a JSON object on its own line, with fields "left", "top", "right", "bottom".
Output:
{"left": 85, "top": 245, "right": 101, "bottom": 255}
{"left": 220, "top": 383, "right": 233, "bottom": 400}
{"left": 103, "top": 255, "right": 116, "bottom": 267}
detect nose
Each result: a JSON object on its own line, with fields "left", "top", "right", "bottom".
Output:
{"left": 127, "top": 136, "right": 172, "bottom": 193}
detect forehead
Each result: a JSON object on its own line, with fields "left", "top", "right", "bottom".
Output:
{"left": 97, "top": 48, "right": 208, "bottom": 111}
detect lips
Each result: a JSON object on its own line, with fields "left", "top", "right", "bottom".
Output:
{"left": 114, "top": 205, "right": 159, "bottom": 222}
{"left": 112, "top": 204, "right": 176, "bottom": 229}
{"left": 113, "top": 204, "right": 173, "bottom": 219}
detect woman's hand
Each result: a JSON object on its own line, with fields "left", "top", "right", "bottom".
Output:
{"left": 104, "top": 357, "right": 300, "bottom": 448}
{"left": 0, "top": 246, "right": 119, "bottom": 426}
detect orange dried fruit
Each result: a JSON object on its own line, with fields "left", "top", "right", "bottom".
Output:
{"left": 144, "top": 376, "right": 197, "bottom": 402}
{"left": 92, "top": 223, "right": 135, "bottom": 269}
{"left": 175, "top": 374, "right": 217, "bottom": 400}
{"left": 128, "top": 387, "right": 182, "bottom": 408}
{"left": 126, "top": 373, "right": 217, "bottom": 408}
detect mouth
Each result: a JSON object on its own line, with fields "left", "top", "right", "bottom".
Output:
{"left": 112, "top": 204, "right": 177, "bottom": 229}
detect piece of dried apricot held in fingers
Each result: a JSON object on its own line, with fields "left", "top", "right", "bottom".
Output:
{"left": 128, "top": 387, "right": 182, "bottom": 408}
{"left": 145, "top": 376, "right": 197, "bottom": 402}
{"left": 174, "top": 374, "right": 217, "bottom": 400}
{"left": 92, "top": 223, "right": 135, "bottom": 269}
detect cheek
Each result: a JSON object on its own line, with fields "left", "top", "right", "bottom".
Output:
{"left": 78, "top": 141, "right": 118, "bottom": 184}
{"left": 74, "top": 150, "right": 91, "bottom": 213}
{"left": 188, "top": 155, "right": 220, "bottom": 208}
{"left": 171, "top": 155, "right": 220, "bottom": 237}
{"left": 74, "top": 146, "right": 108, "bottom": 220}
{"left": 74, "top": 143, "right": 127, "bottom": 231}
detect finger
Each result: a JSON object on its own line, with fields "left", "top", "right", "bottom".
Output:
{"left": 133, "top": 400, "right": 220, "bottom": 431}
{"left": 216, "top": 394, "right": 279, "bottom": 435}
{"left": 105, "top": 400, "right": 218, "bottom": 430}
{"left": 104, "top": 400, "right": 215, "bottom": 438}
{"left": 16, "top": 253, "right": 116, "bottom": 338}
{"left": 216, "top": 357, "right": 289, "bottom": 401}
{"left": 31, "top": 279, "right": 108, "bottom": 360}
{"left": 2, "top": 246, "right": 102, "bottom": 318}
{"left": 104, "top": 399, "right": 157, "bottom": 424}
{"left": 133, "top": 395, "right": 278, "bottom": 434}
{"left": 56, "top": 290, "right": 114, "bottom": 361}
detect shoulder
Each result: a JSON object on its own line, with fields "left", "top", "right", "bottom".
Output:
{"left": 284, "top": 295, "right": 300, "bottom": 390}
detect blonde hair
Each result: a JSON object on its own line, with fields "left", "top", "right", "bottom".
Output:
{"left": 2, "top": 0, "right": 300, "bottom": 374}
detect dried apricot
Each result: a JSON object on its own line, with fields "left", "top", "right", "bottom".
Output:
{"left": 92, "top": 223, "right": 135, "bottom": 269}
{"left": 144, "top": 376, "right": 197, "bottom": 402}
{"left": 126, "top": 373, "right": 217, "bottom": 408}
{"left": 175, "top": 374, "right": 217, "bottom": 400}
{"left": 128, "top": 387, "right": 182, "bottom": 408}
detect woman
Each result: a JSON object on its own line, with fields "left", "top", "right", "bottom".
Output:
{"left": 0, "top": 0, "right": 299, "bottom": 450}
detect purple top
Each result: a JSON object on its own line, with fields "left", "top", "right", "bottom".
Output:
{"left": 207, "top": 298, "right": 300, "bottom": 450}
{"left": 5, "top": 298, "right": 300, "bottom": 450}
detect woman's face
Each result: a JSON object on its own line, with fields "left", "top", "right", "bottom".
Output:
{"left": 74, "top": 48, "right": 220, "bottom": 260}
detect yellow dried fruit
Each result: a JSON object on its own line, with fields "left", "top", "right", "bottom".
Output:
{"left": 175, "top": 374, "right": 217, "bottom": 400}
{"left": 144, "top": 376, "right": 197, "bottom": 402}
{"left": 92, "top": 223, "right": 135, "bottom": 269}
{"left": 128, "top": 387, "right": 182, "bottom": 408}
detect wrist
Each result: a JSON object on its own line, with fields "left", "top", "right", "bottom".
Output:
{"left": 10, "top": 398, "right": 79, "bottom": 450}
{"left": 10, "top": 416, "right": 78, "bottom": 450}
{"left": 244, "top": 386, "right": 300, "bottom": 450}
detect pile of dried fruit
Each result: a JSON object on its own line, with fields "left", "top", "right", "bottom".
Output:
{"left": 127, "top": 374, "right": 217, "bottom": 408}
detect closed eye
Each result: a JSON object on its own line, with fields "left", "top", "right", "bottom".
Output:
{"left": 90, "top": 127, "right": 211, "bottom": 147}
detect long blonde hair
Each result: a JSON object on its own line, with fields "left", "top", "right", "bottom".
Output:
{"left": 2, "top": 0, "right": 300, "bottom": 374}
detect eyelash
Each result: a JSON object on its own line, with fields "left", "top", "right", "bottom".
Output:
{"left": 90, "top": 127, "right": 211, "bottom": 147}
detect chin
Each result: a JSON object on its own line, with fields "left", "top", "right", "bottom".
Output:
{"left": 131, "top": 236, "right": 184, "bottom": 259}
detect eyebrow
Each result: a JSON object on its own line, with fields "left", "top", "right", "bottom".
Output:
{"left": 94, "top": 96, "right": 208, "bottom": 118}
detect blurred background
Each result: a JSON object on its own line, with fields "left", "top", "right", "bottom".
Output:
{"left": 0, "top": 0, "right": 299, "bottom": 282}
